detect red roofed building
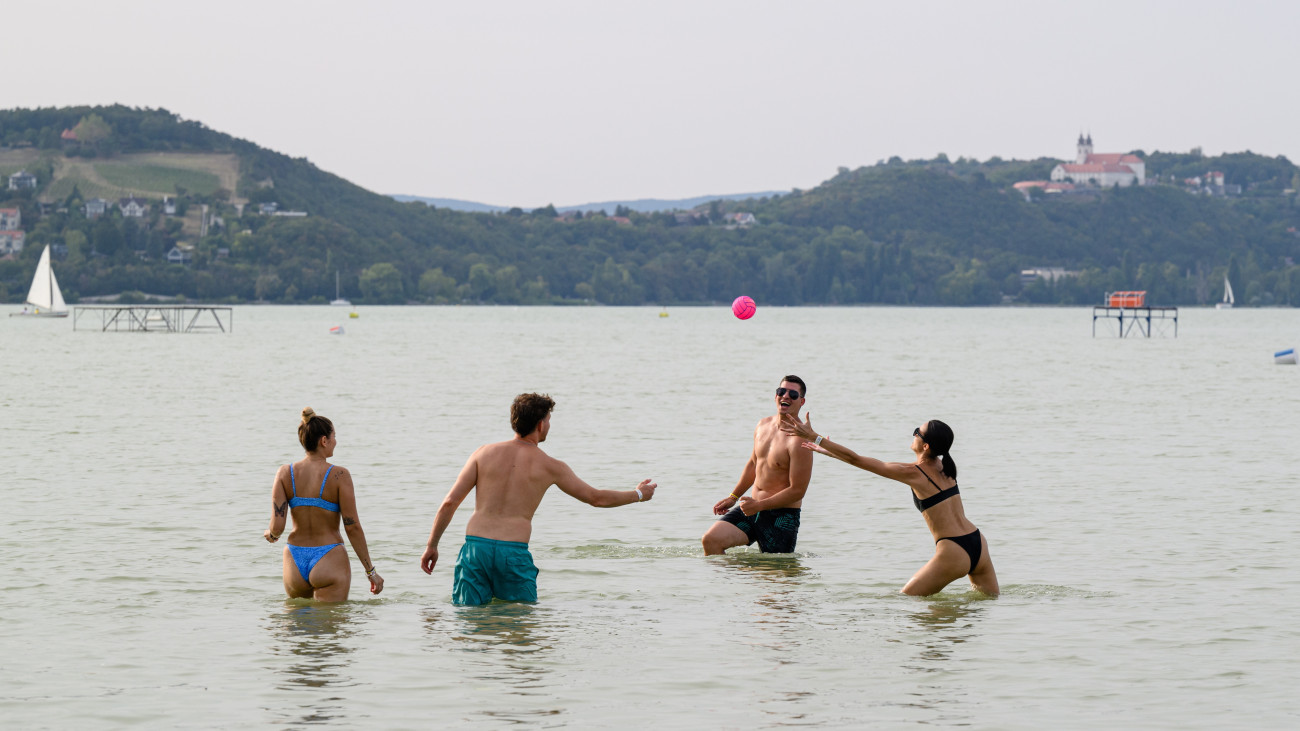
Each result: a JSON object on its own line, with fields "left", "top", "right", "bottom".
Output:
{"left": 61, "top": 129, "right": 78, "bottom": 141}
{"left": 1050, "top": 134, "right": 1145, "bottom": 187}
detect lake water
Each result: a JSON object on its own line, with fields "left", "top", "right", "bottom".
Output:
{"left": 2, "top": 305, "right": 1297, "bottom": 728}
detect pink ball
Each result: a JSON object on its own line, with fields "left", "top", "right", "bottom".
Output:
{"left": 732, "top": 295, "right": 756, "bottom": 320}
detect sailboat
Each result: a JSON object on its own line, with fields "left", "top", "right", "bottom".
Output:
{"left": 10, "top": 245, "right": 68, "bottom": 318}
{"left": 330, "top": 271, "right": 351, "bottom": 307}
{"left": 1215, "top": 274, "right": 1234, "bottom": 310}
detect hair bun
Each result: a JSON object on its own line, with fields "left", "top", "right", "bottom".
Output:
{"left": 301, "top": 407, "right": 316, "bottom": 423}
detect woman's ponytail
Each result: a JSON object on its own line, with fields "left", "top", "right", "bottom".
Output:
{"left": 924, "top": 419, "right": 957, "bottom": 480}
{"left": 940, "top": 452, "right": 958, "bottom": 480}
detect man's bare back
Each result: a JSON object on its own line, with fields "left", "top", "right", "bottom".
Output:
{"left": 459, "top": 439, "right": 563, "bottom": 544}
{"left": 420, "top": 395, "right": 656, "bottom": 604}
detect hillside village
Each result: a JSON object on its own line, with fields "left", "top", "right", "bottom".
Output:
{"left": 1013, "top": 135, "right": 1247, "bottom": 200}
{"left": 1, "top": 106, "right": 1297, "bottom": 308}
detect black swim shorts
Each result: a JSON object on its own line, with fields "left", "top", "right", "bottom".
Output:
{"left": 718, "top": 507, "right": 801, "bottom": 553}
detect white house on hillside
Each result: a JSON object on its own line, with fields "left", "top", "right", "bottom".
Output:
{"left": 0, "top": 230, "right": 25, "bottom": 254}
{"left": 119, "top": 196, "right": 149, "bottom": 218}
{"left": 1050, "top": 134, "right": 1145, "bottom": 188}
{"left": 0, "top": 207, "right": 20, "bottom": 230}
{"left": 7, "top": 170, "right": 37, "bottom": 190}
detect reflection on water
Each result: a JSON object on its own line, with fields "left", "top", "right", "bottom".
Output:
{"left": 421, "top": 602, "right": 565, "bottom": 723}
{"left": 902, "top": 595, "right": 988, "bottom": 667}
{"left": 715, "top": 553, "right": 812, "bottom": 651}
{"left": 453, "top": 602, "right": 551, "bottom": 654}
{"left": 884, "top": 595, "right": 990, "bottom": 716}
{"left": 264, "top": 600, "right": 362, "bottom": 726}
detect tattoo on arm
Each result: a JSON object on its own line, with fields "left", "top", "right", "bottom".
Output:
{"left": 343, "top": 517, "right": 357, "bottom": 526}
{"left": 274, "top": 501, "right": 288, "bottom": 517}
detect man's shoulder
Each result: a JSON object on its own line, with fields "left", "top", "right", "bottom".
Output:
{"left": 477, "top": 440, "right": 558, "bottom": 464}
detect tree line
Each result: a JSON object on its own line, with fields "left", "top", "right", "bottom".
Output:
{"left": 2, "top": 106, "right": 1299, "bottom": 307}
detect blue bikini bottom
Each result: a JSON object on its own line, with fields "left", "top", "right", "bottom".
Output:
{"left": 287, "top": 543, "right": 343, "bottom": 586}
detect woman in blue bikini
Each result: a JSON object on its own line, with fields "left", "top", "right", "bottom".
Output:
{"left": 264, "top": 408, "right": 384, "bottom": 601}
{"left": 780, "top": 415, "right": 998, "bottom": 596}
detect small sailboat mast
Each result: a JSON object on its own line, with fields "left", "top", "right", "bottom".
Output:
{"left": 330, "top": 270, "right": 352, "bottom": 306}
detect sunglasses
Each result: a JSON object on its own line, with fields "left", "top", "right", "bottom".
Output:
{"left": 775, "top": 387, "right": 802, "bottom": 400}
{"left": 913, "top": 427, "right": 927, "bottom": 442}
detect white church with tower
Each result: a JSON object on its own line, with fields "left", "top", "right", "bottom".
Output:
{"left": 1050, "top": 134, "right": 1145, "bottom": 187}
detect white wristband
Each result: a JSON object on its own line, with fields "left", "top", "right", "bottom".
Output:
{"left": 814, "top": 435, "right": 825, "bottom": 447}
{"left": 635, "top": 487, "right": 644, "bottom": 502}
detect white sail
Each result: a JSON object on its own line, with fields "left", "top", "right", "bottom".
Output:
{"left": 25, "top": 245, "right": 67, "bottom": 313}
{"left": 330, "top": 271, "right": 351, "bottom": 306}
{"left": 1222, "top": 275, "right": 1234, "bottom": 305}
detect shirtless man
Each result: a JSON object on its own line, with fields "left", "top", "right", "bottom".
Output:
{"left": 420, "top": 392, "right": 657, "bottom": 605}
{"left": 701, "top": 375, "right": 814, "bottom": 555}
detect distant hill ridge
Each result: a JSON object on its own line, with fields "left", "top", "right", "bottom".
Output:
{"left": 1, "top": 104, "right": 1298, "bottom": 309}
{"left": 390, "top": 192, "right": 788, "bottom": 214}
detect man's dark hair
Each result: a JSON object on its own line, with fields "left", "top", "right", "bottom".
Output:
{"left": 782, "top": 374, "right": 807, "bottom": 397}
{"left": 511, "top": 393, "right": 556, "bottom": 436}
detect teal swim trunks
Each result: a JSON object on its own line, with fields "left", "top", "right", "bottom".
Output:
{"left": 453, "top": 535, "right": 539, "bottom": 605}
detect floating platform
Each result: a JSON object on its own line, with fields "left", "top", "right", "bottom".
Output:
{"left": 1092, "top": 305, "right": 1178, "bottom": 338}
{"left": 73, "top": 305, "right": 233, "bottom": 333}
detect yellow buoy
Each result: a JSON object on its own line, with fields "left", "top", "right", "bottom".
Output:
{"left": 349, "top": 311, "right": 359, "bottom": 319}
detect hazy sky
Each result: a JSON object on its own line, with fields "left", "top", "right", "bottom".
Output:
{"left": 11, "top": 2, "right": 1298, "bottom": 207}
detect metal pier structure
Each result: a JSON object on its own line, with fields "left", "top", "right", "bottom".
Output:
{"left": 73, "top": 305, "right": 233, "bottom": 333}
{"left": 1092, "top": 305, "right": 1178, "bottom": 338}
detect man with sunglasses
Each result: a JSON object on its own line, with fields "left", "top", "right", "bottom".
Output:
{"left": 701, "top": 375, "right": 813, "bottom": 555}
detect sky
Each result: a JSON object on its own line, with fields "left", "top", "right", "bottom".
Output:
{"left": 10, "top": 1, "right": 1299, "bottom": 208}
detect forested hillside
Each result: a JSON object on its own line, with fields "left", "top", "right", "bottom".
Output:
{"left": 2, "top": 106, "right": 1298, "bottom": 306}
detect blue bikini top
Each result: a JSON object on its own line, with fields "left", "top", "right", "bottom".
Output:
{"left": 912, "top": 465, "right": 959, "bottom": 512}
{"left": 289, "top": 463, "right": 340, "bottom": 512}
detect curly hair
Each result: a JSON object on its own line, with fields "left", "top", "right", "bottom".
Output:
{"left": 511, "top": 393, "right": 555, "bottom": 437}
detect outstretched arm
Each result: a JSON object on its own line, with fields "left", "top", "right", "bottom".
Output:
{"left": 421, "top": 452, "right": 481, "bottom": 574}
{"left": 336, "top": 467, "right": 383, "bottom": 594}
{"left": 263, "top": 466, "right": 289, "bottom": 543}
{"left": 779, "top": 414, "right": 916, "bottom": 484}
{"left": 553, "top": 460, "right": 657, "bottom": 507}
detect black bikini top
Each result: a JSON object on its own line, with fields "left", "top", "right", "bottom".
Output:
{"left": 912, "top": 465, "right": 959, "bottom": 512}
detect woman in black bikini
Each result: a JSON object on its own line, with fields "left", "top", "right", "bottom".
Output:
{"left": 779, "top": 414, "right": 998, "bottom": 596}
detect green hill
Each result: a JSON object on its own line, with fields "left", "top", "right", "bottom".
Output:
{"left": 1, "top": 105, "right": 1298, "bottom": 307}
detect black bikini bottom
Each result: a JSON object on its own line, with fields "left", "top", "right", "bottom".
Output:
{"left": 936, "top": 529, "right": 982, "bottom": 575}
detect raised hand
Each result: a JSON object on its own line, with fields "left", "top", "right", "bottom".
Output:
{"left": 780, "top": 412, "right": 816, "bottom": 440}
{"left": 636, "top": 479, "right": 658, "bottom": 502}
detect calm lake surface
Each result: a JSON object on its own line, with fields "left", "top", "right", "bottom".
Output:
{"left": 2, "top": 305, "right": 1297, "bottom": 728}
